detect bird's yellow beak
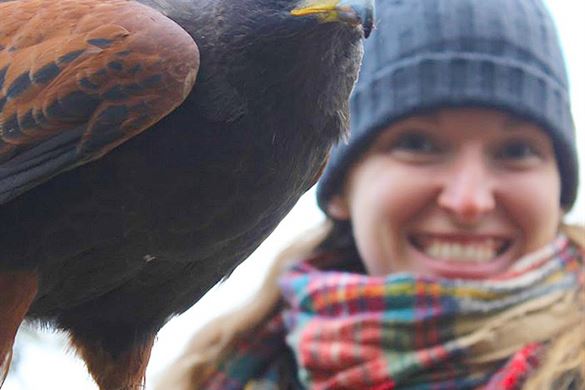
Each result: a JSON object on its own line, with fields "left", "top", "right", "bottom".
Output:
{"left": 291, "top": 0, "right": 375, "bottom": 38}
{"left": 291, "top": 0, "right": 340, "bottom": 19}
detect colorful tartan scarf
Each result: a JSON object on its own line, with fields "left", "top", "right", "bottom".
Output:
{"left": 202, "top": 236, "right": 584, "bottom": 389}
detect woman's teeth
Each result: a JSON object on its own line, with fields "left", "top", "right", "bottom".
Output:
{"left": 422, "top": 239, "right": 500, "bottom": 263}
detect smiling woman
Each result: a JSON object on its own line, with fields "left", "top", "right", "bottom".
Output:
{"left": 156, "top": 0, "right": 584, "bottom": 388}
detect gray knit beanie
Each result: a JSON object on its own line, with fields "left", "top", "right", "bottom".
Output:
{"left": 317, "top": 0, "right": 578, "bottom": 214}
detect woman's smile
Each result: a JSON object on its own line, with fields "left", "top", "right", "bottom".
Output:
{"left": 405, "top": 233, "right": 518, "bottom": 279}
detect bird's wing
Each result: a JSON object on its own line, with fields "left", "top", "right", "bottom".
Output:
{"left": 0, "top": 0, "right": 199, "bottom": 204}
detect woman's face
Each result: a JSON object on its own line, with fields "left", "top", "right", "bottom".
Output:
{"left": 328, "top": 108, "right": 562, "bottom": 278}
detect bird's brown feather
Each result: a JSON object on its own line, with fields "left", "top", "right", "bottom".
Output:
{"left": 0, "top": 0, "right": 199, "bottom": 194}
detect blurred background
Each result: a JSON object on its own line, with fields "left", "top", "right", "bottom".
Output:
{"left": 4, "top": 1, "right": 584, "bottom": 388}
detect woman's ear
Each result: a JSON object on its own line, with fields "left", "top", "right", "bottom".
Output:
{"left": 327, "top": 195, "right": 350, "bottom": 220}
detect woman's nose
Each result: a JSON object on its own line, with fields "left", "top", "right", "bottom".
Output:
{"left": 437, "top": 152, "right": 496, "bottom": 224}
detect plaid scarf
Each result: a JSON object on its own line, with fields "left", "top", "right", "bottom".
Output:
{"left": 203, "top": 236, "right": 584, "bottom": 389}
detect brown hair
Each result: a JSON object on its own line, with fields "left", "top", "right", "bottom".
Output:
{"left": 523, "top": 224, "right": 585, "bottom": 389}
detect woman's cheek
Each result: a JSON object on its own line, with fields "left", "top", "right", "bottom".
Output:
{"left": 498, "top": 174, "right": 561, "bottom": 252}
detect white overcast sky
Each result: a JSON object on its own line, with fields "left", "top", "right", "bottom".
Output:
{"left": 5, "top": 1, "right": 584, "bottom": 389}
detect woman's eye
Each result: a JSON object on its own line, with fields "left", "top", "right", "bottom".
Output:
{"left": 391, "top": 132, "right": 438, "bottom": 153}
{"left": 496, "top": 141, "right": 540, "bottom": 160}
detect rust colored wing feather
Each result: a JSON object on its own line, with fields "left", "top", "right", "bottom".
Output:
{"left": 0, "top": 0, "right": 199, "bottom": 203}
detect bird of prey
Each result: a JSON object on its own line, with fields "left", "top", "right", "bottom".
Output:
{"left": 0, "top": 0, "right": 373, "bottom": 388}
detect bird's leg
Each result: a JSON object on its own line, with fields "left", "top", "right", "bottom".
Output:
{"left": 0, "top": 271, "right": 38, "bottom": 386}
{"left": 70, "top": 332, "right": 155, "bottom": 390}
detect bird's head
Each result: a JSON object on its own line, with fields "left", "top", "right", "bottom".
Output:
{"left": 290, "top": 0, "right": 375, "bottom": 38}
{"left": 187, "top": 0, "right": 374, "bottom": 125}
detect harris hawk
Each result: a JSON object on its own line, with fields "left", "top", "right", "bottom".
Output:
{"left": 0, "top": 0, "right": 374, "bottom": 388}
